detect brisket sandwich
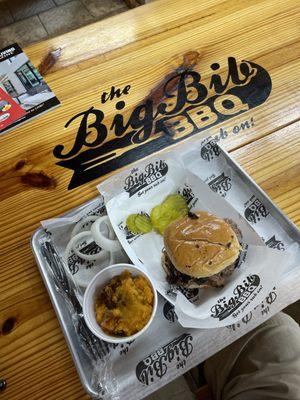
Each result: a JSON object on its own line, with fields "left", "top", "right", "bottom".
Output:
{"left": 162, "top": 211, "right": 242, "bottom": 289}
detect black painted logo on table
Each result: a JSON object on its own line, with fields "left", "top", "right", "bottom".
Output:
{"left": 265, "top": 235, "right": 285, "bottom": 251}
{"left": 208, "top": 172, "right": 232, "bottom": 196}
{"left": 136, "top": 333, "right": 193, "bottom": 385}
{"left": 244, "top": 196, "right": 269, "bottom": 223}
{"left": 53, "top": 57, "right": 272, "bottom": 189}
{"left": 124, "top": 160, "right": 168, "bottom": 197}
{"left": 210, "top": 275, "right": 261, "bottom": 320}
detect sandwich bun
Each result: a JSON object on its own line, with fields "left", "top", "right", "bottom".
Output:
{"left": 163, "top": 211, "right": 241, "bottom": 279}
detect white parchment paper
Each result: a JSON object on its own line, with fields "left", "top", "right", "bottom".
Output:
{"left": 98, "top": 139, "right": 299, "bottom": 328}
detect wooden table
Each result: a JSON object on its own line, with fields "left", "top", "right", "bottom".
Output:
{"left": 0, "top": 0, "right": 299, "bottom": 398}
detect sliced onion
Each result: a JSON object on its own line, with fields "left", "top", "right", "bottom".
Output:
{"left": 91, "top": 216, "right": 122, "bottom": 253}
{"left": 71, "top": 215, "right": 99, "bottom": 238}
{"left": 74, "top": 244, "right": 110, "bottom": 262}
{"left": 65, "top": 231, "right": 110, "bottom": 262}
{"left": 108, "top": 224, "right": 116, "bottom": 240}
{"left": 65, "top": 231, "right": 90, "bottom": 261}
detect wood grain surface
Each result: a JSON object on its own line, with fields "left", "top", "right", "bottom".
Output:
{"left": 0, "top": 0, "right": 299, "bottom": 399}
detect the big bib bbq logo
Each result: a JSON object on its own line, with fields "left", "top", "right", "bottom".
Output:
{"left": 67, "top": 241, "right": 100, "bottom": 274}
{"left": 200, "top": 138, "right": 221, "bottom": 161}
{"left": 124, "top": 160, "right": 168, "bottom": 197}
{"left": 265, "top": 235, "right": 285, "bottom": 251}
{"left": 163, "top": 301, "right": 178, "bottom": 322}
{"left": 244, "top": 196, "right": 269, "bottom": 223}
{"left": 210, "top": 275, "right": 261, "bottom": 320}
{"left": 53, "top": 57, "right": 272, "bottom": 189}
{"left": 118, "top": 221, "right": 137, "bottom": 242}
{"left": 136, "top": 333, "right": 193, "bottom": 385}
{"left": 207, "top": 172, "right": 232, "bottom": 196}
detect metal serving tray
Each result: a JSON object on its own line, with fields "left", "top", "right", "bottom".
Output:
{"left": 31, "top": 146, "right": 300, "bottom": 400}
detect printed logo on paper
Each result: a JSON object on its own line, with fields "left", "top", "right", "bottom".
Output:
{"left": 118, "top": 221, "right": 138, "bottom": 242}
{"left": 226, "top": 311, "right": 253, "bottom": 331}
{"left": 135, "top": 333, "right": 193, "bottom": 385}
{"left": 67, "top": 242, "right": 100, "bottom": 274}
{"left": 265, "top": 235, "right": 285, "bottom": 251}
{"left": 179, "top": 287, "right": 199, "bottom": 302}
{"left": 226, "top": 287, "right": 278, "bottom": 330}
{"left": 118, "top": 340, "right": 135, "bottom": 356}
{"left": 207, "top": 172, "right": 232, "bottom": 196}
{"left": 200, "top": 138, "right": 221, "bottom": 161}
{"left": 53, "top": 57, "right": 272, "bottom": 189}
{"left": 210, "top": 274, "right": 261, "bottom": 320}
{"left": 260, "top": 287, "right": 278, "bottom": 316}
{"left": 163, "top": 301, "right": 178, "bottom": 322}
{"left": 123, "top": 160, "right": 168, "bottom": 197}
{"left": 166, "top": 286, "right": 199, "bottom": 303}
{"left": 178, "top": 185, "right": 197, "bottom": 206}
{"left": 244, "top": 196, "right": 269, "bottom": 223}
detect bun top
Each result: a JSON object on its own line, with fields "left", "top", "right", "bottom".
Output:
{"left": 163, "top": 211, "right": 241, "bottom": 278}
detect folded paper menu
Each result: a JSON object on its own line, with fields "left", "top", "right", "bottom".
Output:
{"left": 0, "top": 88, "right": 26, "bottom": 130}
{"left": 0, "top": 43, "right": 60, "bottom": 134}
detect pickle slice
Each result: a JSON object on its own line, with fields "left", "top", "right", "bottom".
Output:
{"left": 150, "top": 205, "right": 164, "bottom": 234}
{"left": 126, "top": 213, "right": 152, "bottom": 234}
{"left": 163, "top": 194, "right": 189, "bottom": 215}
{"left": 150, "top": 194, "right": 189, "bottom": 234}
{"left": 127, "top": 194, "right": 188, "bottom": 236}
{"left": 154, "top": 214, "right": 176, "bottom": 235}
{"left": 126, "top": 214, "right": 139, "bottom": 234}
{"left": 150, "top": 205, "right": 162, "bottom": 225}
{"left": 135, "top": 214, "right": 152, "bottom": 233}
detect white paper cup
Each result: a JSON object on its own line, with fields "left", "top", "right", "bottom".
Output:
{"left": 83, "top": 263, "right": 158, "bottom": 344}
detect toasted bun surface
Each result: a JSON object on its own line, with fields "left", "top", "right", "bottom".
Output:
{"left": 163, "top": 211, "right": 241, "bottom": 278}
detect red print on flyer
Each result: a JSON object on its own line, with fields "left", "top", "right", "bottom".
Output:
{"left": 0, "top": 88, "right": 26, "bottom": 131}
